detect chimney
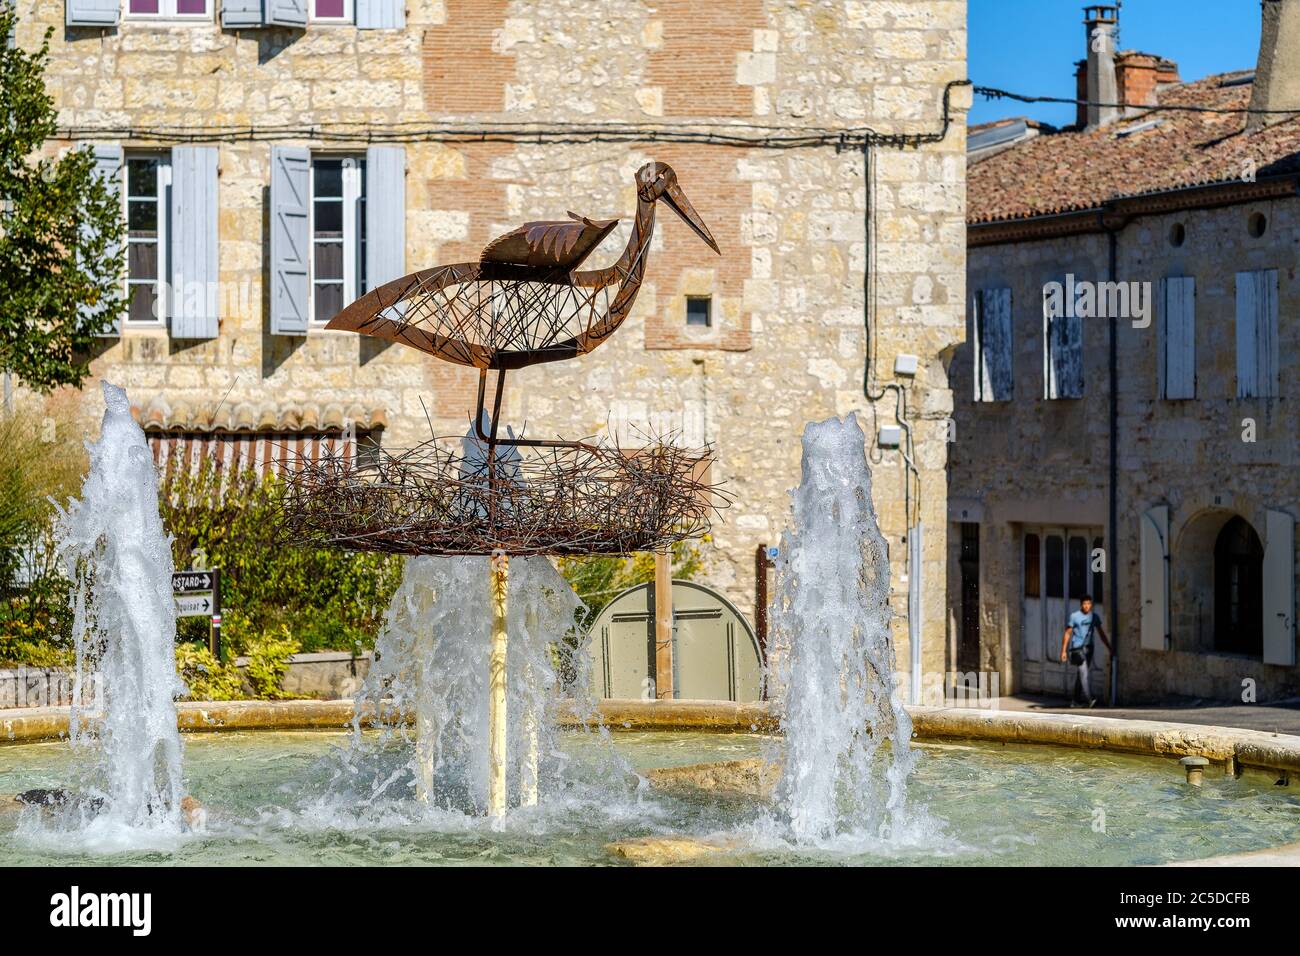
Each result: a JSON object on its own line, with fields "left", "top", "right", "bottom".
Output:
{"left": 1083, "top": 5, "right": 1120, "bottom": 128}
{"left": 1248, "top": 0, "right": 1300, "bottom": 130}
{"left": 1115, "top": 52, "right": 1181, "bottom": 113}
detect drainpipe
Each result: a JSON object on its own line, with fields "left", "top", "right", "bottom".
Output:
{"left": 1104, "top": 211, "right": 1121, "bottom": 706}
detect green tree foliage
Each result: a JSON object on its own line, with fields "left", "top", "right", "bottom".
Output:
{"left": 0, "top": 408, "right": 85, "bottom": 666}
{"left": 0, "top": 5, "right": 126, "bottom": 391}
{"left": 161, "top": 461, "right": 402, "bottom": 657}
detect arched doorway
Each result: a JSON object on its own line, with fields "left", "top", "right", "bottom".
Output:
{"left": 1214, "top": 516, "right": 1264, "bottom": 656}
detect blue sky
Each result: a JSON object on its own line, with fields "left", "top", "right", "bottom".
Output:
{"left": 969, "top": 0, "right": 1263, "bottom": 128}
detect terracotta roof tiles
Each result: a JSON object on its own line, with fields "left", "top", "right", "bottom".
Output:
{"left": 969, "top": 72, "right": 1300, "bottom": 224}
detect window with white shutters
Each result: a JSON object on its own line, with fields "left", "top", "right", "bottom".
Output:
{"left": 1235, "top": 269, "right": 1280, "bottom": 398}
{"left": 123, "top": 0, "right": 212, "bottom": 18}
{"left": 125, "top": 154, "right": 170, "bottom": 327}
{"left": 310, "top": 155, "right": 366, "bottom": 324}
{"left": 1160, "top": 276, "right": 1196, "bottom": 399}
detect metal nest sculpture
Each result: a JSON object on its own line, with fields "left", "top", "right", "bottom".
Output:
{"left": 278, "top": 161, "right": 726, "bottom": 557}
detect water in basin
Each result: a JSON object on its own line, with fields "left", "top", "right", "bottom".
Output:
{"left": 2, "top": 730, "right": 1297, "bottom": 866}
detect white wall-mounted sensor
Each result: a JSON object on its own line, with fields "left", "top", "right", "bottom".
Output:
{"left": 878, "top": 425, "right": 902, "bottom": 448}
{"left": 894, "top": 354, "right": 919, "bottom": 376}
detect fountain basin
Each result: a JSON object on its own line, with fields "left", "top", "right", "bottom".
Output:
{"left": 5, "top": 700, "right": 1300, "bottom": 779}
{"left": 2, "top": 714, "right": 1299, "bottom": 866}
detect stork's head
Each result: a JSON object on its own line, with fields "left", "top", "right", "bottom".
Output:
{"left": 636, "top": 162, "right": 721, "bottom": 254}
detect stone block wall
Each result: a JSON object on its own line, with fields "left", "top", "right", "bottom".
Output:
{"left": 955, "top": 197, "right": 1300, "bottom": 702}
{"left": 17, "top": 0, "right": 968, "bottom": 692}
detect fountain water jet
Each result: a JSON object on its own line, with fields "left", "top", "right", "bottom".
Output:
{"left": 766, "top": 412, "right": 919, "bottom": 845}
{"left": 351, "top": 553, "right": 586, "bottom": 816}
{"left": 50, "top": 382, "right": 187, "bottom": 836}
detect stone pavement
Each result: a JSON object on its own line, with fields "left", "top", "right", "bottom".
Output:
{"left": 973, "top": 694, "right": 1300, "bottom": 736}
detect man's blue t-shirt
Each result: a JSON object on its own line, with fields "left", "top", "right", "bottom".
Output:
{"left": 1068, "top": 610, "right": 1098, "bottom": 649}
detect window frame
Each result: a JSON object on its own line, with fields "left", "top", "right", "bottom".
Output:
{"left": 122, "top": 0, "right": 213, "bottom": 20}
{"left": 685, "top": 295, "right": 712, "bottom": 328}
{"left": 123, "top": 151, "right": 171, "bottom": 329}
{"left": 309, "top": 0, "right": 355, "bottom": 23}
{"left": 308, "top": 153, "right": 366, "bottom": 328}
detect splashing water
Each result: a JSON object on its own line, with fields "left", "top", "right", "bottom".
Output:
{"left": 47, "top": 382, "right": 187, "bottom": 841}
{"left": 345, "top": 553, "right": 606, "bottom": 815}
{"left": 765, "top": 413, "right": 921, "bottom": 846}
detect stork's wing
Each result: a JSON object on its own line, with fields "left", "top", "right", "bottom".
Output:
{"left": 480, "top": 211, "right": 618, "bottom": 271}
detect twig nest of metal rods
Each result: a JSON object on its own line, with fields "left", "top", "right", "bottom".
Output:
{"left": 275, "top": 435, "right": 726, "bottom": 557}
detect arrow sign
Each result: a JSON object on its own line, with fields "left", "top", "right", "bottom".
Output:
{"left": 172, "top": 571, "right": 215, "bottom": 593}
{"left": 175, "top": 594, "right": 213, "bottom": 618}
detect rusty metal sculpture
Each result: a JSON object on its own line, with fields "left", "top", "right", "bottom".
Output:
{"left": 278, "top": 161, "right": 723, "bottom": 819}
{"left": 279, "top": 161, "right": 725, "bottom": 557}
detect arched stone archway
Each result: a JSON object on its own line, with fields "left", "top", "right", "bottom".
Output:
{"left": 1171, "top": 509, "right": 1265, "bottom": 657}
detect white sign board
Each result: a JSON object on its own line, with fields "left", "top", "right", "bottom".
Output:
{"left": 175, "top": 593, "right": 215, "bottom": 618}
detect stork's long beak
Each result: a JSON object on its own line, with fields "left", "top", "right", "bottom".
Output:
{"left": 663, "top": 181, "right": 721, "bottom": 254}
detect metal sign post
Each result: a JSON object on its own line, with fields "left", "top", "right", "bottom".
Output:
{"left": 172, "top": 569, "right": 221, "bottom": 658}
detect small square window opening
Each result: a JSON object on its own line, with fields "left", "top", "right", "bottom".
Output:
{"left": 685, "top": 296, "right": 711, "bottom": 328}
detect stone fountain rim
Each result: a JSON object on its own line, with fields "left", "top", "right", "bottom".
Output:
{"left": 4, "top": 697, "right": 1299, "bottom": 777}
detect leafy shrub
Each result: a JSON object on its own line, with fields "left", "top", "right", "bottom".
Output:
{"left": 241, "top": 626, "right": 301, "bottom": 700}
{"left": 0, "top": 406, "right": 85, "bottom": 664}
{"left": 175, "top": 642, "right": 244, "bottom": 701}
{"left": 161, "top": 461, "right": 402, "bottom": 658}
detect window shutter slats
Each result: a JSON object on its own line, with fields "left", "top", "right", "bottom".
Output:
{"left": 365, "top": 146, "right": 405, "bottom": 301}
{"left": 265, "top": 0, "right": 307, "bottom": 27}
{"left": 66, "top": 0, "right": 119, "bottom": 26}
{"left": 1236, "top": 268, "right": 1279, "bottom": 398}
{"left": 270, "top": 146, "right": 311, "bottom": 335}
{"left": 221, "top": 0, "right": 265, "bottom": 28}
{"left": 170, "top": 146, "right": 220, "bottom": 339}
{"left": 975, "top": 287, "right": 1012, "bottom": 402}
{"left": 1043, "top": 282, "right": 1083, "bottom": 399}
{"left": 356, "top": 0, "right": 404, "bottom": 28}
{"left": 1161, "top": 276, "right": 1196, "bottom": 399}
{"left": 85, "top": 143, "right": 124, "bottom": 337}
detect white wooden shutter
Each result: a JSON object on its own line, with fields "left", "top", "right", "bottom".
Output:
{"left": 265, "top": 0, "right": 307, "bottom": 27}
{"left": 974, "top": 287, "right": 1012, "bottom": 402}
{"left": 1236, "top": 269, "right": 1279, "bottom": 398}
{"left": 1161, "top": 276, "right": 1196, "bottom": 399}
{"left": 222, "top": 0, "right": 264, "bottom": 27}
{"left": 1043, "top": 283, "right": 1084, "bottom": 399}
{"left": 270, "top": 146, "right": 310, "bottom": 335}
{"left": 1139, "top": 506, "right": 1169, "bottom": 651}
{"left": 66, "top": 0, "right": 119, "bottom": 26}
{"left": 1263, "top": 509, "right": 1296, "bottom": 666}
{"left": 356, "top": 0, "right": 404, "bottom": 28}
{"left": 365, "top": 146, "right": 405, "bottom": 294}
{"left": 85, "top": 143, "right": 124, "bottom": 337}
{"left": 170, "top": 146, "right": 220, "bottom": 339}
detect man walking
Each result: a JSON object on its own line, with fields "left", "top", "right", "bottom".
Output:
{"left": 1060, "top": 594, "right": 1112, "bottom": 707}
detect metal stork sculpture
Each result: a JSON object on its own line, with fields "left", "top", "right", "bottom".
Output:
{"left": 279, "top": 161, "right": 725, "bottom": 817}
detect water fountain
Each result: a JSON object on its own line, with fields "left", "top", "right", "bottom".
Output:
{"left": 350, "top": 553, "right": 585, "bottom": 814}
{"left": 766, "top": 412, "right": 918, "bottom": 845}
{"left": 43, "top": 382, "right": 188, "bottom": 838}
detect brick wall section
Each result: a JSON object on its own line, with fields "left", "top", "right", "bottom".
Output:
{"left": 641, "top": 143, "right": 752, "bottom": 352}
{"left": 422, "top": 0, "right": 512, "bottom": 113}
{"left": 645, "top": 0, "right": 766, "bottom": 117}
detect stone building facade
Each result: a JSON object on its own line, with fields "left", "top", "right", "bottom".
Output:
{"left": 17, "top": 0, "right": 969, "bottom": 694}
{"left": 952, "top": 4, "right": 1300, "bottom": 703}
